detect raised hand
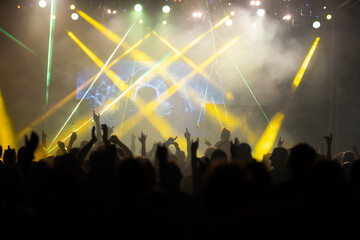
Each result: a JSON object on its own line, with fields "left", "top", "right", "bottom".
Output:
{"left": 3, "top": 146, "right": 16, "bottom": 166}
{"left": 324, "top": 133, "right": 332, "bottom": 145}
{"left": 93, "top": 110, "right": 100, "bottom": 123}
{"left": 191, "top": 138, "right": 199, "bottom": 158}
{"left": 166, "top": 136, "right": 178, "bottom": 145}
{"left": 277, "top": 137, "right": 284, "bottom": 147}
{"left": 57, "top": 140, "right": 67, "bottom": 155}
{"left": 184, "top": 128, "right": 191, "bottom": 140}
{"left": 110, "top": 135, "right": 121, "bottom": 145}
{"left": 101, "top": 124, "right": 109, "bottom": 143}
{"left": 70, "top": 131, "right": 77, "bottom": 143}
{"left": 25, "top": 131, "right": 39, "bottom": 153}
{"left": 138, "top": 131, "right": 148, "bottom": 144}
{"left": 204, "top": 139, "right": 211, "bottom": 146}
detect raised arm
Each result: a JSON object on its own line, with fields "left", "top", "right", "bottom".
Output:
{"left": 191, "top": 138, "right": 200, "bottom": 197}
{"left": 93, "top": 111, "right": 101, "bottom": 145}
{"left": 67, "top": 132, "right": 77, "bottom": 150}
{"left": 138, "top": 131, "right": 147, "bottom": 157}
{"left": 109, "top": 135, "right": 133, "bottom": 158}
{"left": 324, "top": 133, "right": 332, "bottom": 160}
{"left": 77, "top": 126, "right": 97, "bottom": 161}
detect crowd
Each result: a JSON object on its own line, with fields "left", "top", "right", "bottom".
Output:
{"left": 0, "top": 112, "right": 359, "bottom": 239}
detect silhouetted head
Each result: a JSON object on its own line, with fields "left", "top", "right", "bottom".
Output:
{"left": 203, "top": 162, "right": 250, "bottom": 217}
{"left": 287, "top": 143, "right": 316, "bottom": 178}
{"left": 204, "top": 146, "right": 216, "bottom": 159}
{"left": 341, "top": 151, "right": 355, "bottom": 165}
{"left": 235, "top": 143, "right": 252, "bottom": 162}
{"left": 210, "top": 148, "right": 227, "bottom": 162}
{"left": 220, "top": 127, "right": 231, "bottom": 141}
{"left": 270, "top": 147, "right": 288, "bottom": 168}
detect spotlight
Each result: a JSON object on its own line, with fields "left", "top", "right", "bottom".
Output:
{"left": 163, "top": 20, "right": 167, "bottom": 25}
{"left": 39, "top": 0, "right": 47, "bottom": 8}
{"left": 326, "top": 14, "right": 332, "bottom": 20}
{"left": 139, "top": 19, "right": 143, "bottom": 24}
{"left": 282, "top": 15, "right": 291, "bottom": 20}
{"left": 192, "top": 11, "right": 202, "bottom": 18}
{"left": 112, "top": 10, "right": 117, "bottom": 14}
{"left": 252, "top": 22, "right": 257, "bottom": 27}
{"left": 225, "top": 19, "right": 233, "bottom": 26}
{"left": 134, "top": 4, "right": 143, "bottom": 12}
{"left": 70, "top": 4, "right": 75, "bottom": 10}
{"left": 71, "top": 12, "right": 79, "bottom": 20}
{"left": 312, "top": 21, "right": 320, "bottom": 29}
{"left": 162, "top": 5, "right": 171, "bottom": 13}
{"left": 230, "top": 11, "right": 236, "bottom": 16}
{"left": 255, "top": 1, "right": 261, "bottom": 6}
{"left": 250, "top": 1, "right": 256, "bottom": 6}
{"left": 257, "top": 8, "right": 265, "bottom": 17}
{"left": 107, "top": 9, "right": 111, "bottom": 14}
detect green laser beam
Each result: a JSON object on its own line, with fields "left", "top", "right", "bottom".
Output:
{"left": 46, "top": 0, "right": 57, "bottom": 105}
{"left": 0, "top": 27, "right": 39, "bottom": 57}
{"left": 47, "top": 20, "right": 137, "bottom": 151}
{"left": 229, "top": 54, "right": 273, "bottom": 128}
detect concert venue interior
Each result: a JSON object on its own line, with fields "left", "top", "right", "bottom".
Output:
{"left": 0, "top": 0, "right": 359, "bottom": 157}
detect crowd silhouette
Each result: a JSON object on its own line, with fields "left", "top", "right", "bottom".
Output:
{"left": 0, "top": 111, "right": 359, "bottom": 239}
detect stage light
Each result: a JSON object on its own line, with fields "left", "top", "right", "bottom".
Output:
{"left": 230, "top": 11, "right": 236, "bottom": 16}
{"left": 225, "top": 19, "right": 233, "bottom": 26}
{"left": 252, "top": 22, "right": 257, "bottom": 27}
{"left": 71, "top": 12, "right": 79, "bottom": 20}
{"left": 255, "top": 1, "right": 261, "bottom": 6}
{"left": 134, "top": 4, "right": 143, "bottom": 12}
{"left": 112, "top": 10, "right": 117, "bottom": 14}
{"left": 283, "top": 15, "right": 291, "bottom": 20}
{"left": 192, "top": 11, "right": 202, "bottom": 18}
{"left": 253, "top": 112, "right": 285, "bottom": 161}
{"left": 326, "top": 14, "right": 332, "bottom": 20}
{"left": 39, "top": 0, "right": 47, "bottom": 8}
{"left": 70, "top": 4, "right": 75, "bottom": 10}
{"left": 107, "top": 9, "right": 111, "bottom": 14}
{"left": 163, "top": 20, "right": 167, "bottom": 25}
{"left": 312, "top": 21, "right": 320, "bottom": 29}
{"left": 257, "top": 8, "right": 265, "bottom": 16}
{"left": 250, "top": 1, "right": 256, "bottom": 6}
{"left": 292, "top": 37, "right": 320, "bottom": 92}
{"left": 162, "top": 5, "right": 171, "bottom": 13}
{"left": 139, "top": 19, "right": 143, "bottom": 24}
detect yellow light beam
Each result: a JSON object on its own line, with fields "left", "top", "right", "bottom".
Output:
{"left": 157, "top": 15, "right": 230, "bottom": 70}
{"left": 16, "top": 33, "right": 151, "bottom": 140}
{"left": 78, "top": 9, "right": 229, "bottom": 79}
{"left": 117, "top": 37, "right": 240, "bottom": 138}
{"left": 77, "top": 10, "right": 150, "bottom": 62}
{"left": 47, "top": 22, "right": 136, "bottom": 150}
{"left": 68, "top": 32, "right": 182, "bottom": 148}
{"left": 47, "top": 52, "right": 187, "bottom": 154}
{"left": 252, "top": 112, "right": 285, "bottom": 161}
{"left": 0, "top": 89, "right": 16, "bottom": 149}
{"left": 152, "top": 31, "right": 221, "bottom": 89}
{"left": 292, "top": 37, "right": 320, "bottom": 93}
